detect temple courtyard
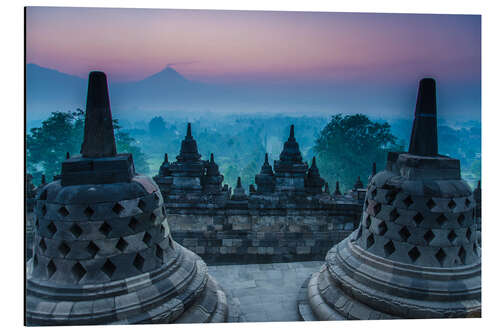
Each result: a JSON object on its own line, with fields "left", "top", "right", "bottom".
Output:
{"left": 207, "top": 261, "right": 323, "bottom": 322}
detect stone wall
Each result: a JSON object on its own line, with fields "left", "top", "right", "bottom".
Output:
{"left": 167, "top": 204, "right": 361, "bottom": 264}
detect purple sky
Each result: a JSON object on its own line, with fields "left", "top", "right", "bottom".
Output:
{"left": 26, "top": 7, "right": 480, "bottom": 83}
{"left": 25, "top": 7, "right": 481, "bottom": 120}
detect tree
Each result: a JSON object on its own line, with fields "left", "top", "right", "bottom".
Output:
{"left": 148, "top": 116, "right": 167, "bottom": 137}
{"left": 27, "top": 109, "right": 149, "bottom": 185}
{"left": 314, "top": 114, "right": 397, "bottom": 192}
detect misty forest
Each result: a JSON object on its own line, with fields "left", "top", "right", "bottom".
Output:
{"left": 26, "top": 109, "right": 481, "bottom": 193}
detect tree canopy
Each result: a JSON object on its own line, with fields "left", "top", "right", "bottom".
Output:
{"left": 27, "top": 109, "right": 149, "bottom": 185}
{"left": 314, "top": 114, "right": 399, "bottom": 193}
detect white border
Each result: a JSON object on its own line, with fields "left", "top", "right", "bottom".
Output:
{"left": 1, "top": 1, "right": 498, "bottom": 332}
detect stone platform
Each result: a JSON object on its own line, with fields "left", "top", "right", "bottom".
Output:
{"left": 208, "top": 261, "right": 323, "bottom": 322}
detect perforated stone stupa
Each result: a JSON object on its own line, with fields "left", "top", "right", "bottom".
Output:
{"left": 298, "top": 78, "right": 481, "bottom": 320}
{"left": 26, "top": 71, "right": 233, "bottom": 325}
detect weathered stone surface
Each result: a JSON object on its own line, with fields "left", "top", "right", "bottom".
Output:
{"left": 300, "top": 78, "right": 481, "bottom": 320}
{"left": 26, "top": 71, "right": 233, "bottom": 326}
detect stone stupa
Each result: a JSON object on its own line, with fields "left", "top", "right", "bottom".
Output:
{"left": 26, "top": 71, "right": 233, "bottom": 325}
{"left": 273, "top": 125, "right": 309, "bottom": 195}
{"left": 298, "top": 78, "right": 481, "bottom": 320}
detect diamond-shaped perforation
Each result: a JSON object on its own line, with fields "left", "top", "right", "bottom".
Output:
{"left": 116, "top": 237, "right": 128, "bottom": 252}
{"left": 465, "top": 198, "right": 471, "bottom": 207}
{"left": 133, "top": 254, "right": 145, "bottom": 271}
{"left": 457, "top": 213, "right": 466, "bottom": 226}
{"left": 58, "top": 241, "right": 70, "bottom": 257}
{"left": 408, "top": 246, "right": 420, "bottom": 262}
{"left": 72, "top": 262, "right": 86, "bottom": 282}
{"left": 355, "top": 227, "right": 363, "bottom": 240}
{"left": 69, "top": 223, "right": 83, "bottom": 238}
{"left": 435, "top": 248, "right": 447, "bottom": 266}
{"left": 378, "top": 221, "right": 388, "bottom": 236}
{"left": 413, "top": 212, "right": 424, "bottom": 226}
{"left": 389, "top": 208, "right": 399, "bottom": 222}
{"left": 47, "top": 221, "right": 57, "bottom": 236}
{"left": 373, "top": 202, "right": 382, "bottom": 216}
{"left": 47, "top": 260, "right": 56, "bottom": 278}
{"left": 385, "top": 191, "right": 397, "bottom": 205}
{"left": 156, "top": 244, "right": 163, "bottom": 260}
{"left": 436, "top": 214, "right": 447, "bottom": 226}
{"left": 87, "top": 241, "right": 99, "bottom": 258}
{"left": 399, "top": 226, "right": 411, "bottom": 242}
{"left": 143, "top": 232, "right": 152, "bottom": 246}
{"left": 137, "top": 199, "right": 147, "bottom": 211}
{"left": 99, "top": 222, "right": 112, "bottom": 237}
{"left": 458, "top": 246, "right": 466, "bottom": 264}
{"left": 448, "top": 199, "right": 457, "bottom": 210}
{"left": 403, "top": 195, "right": 414, "bottom": 208}
{"left": 153, "top": 192, "right": 160, "bottom": 202}
{"left": 426, "top": 198, "right": 436, "bottom": 210}
{"left": 83, "top": 206, "right": 94, "bottom": 218}
{"left": 58, "top": 206, "right": 69, "bottom": 217}
{"left": 101, "top": 259, "right": 116, "bottom": 278}
{"left": 366, "top": 233, "right": 375, "bottom": 248}
{"left": 424, "top": 229, "right": 435, "bottom": 245}
{"left": 112, "top": 202, "right": 124, "bottom": 215}
{"left": 384, "top": 240, "right": 396, "bottom": 257}
{"left": 160, "top": 225, "right": 165, "bottom": 236}
{"left": 448, "top": 230, "right": 458, "bottom": 244}
{"left": 473, "top": 242, "right": 479, "bottom": 256}
{"left": 466, "top": 227, "right": 472, "bottom": 241}
{"left": 39, "top": 238, "right": 47, "bottom": 252}
{"left": 128, "top": 217, "right": 139, "bottom": 231}
{"left": 365, "top": 215, "right": 372, "bottom": 229}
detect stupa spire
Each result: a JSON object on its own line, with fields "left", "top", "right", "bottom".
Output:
{"left": 164, "top": 153, "right": 169, "bottom": 163}
{"left": 66, "top": 152, "right": 70, "bottom": 159}
{"left": 237, "top": 176, "right": 242, "bottom": 188}
{"left": 80, "top": 71, "right": 117, "bottom": 158}
{"left": 334, "top": 180, "right": 341, "bottom": 196}
{"left": 289, "top": 124, "right": 295, "bottom": 140}
{"left": 265, "top": 153, "right": 269, "bottom": 164}
{"left": 372, "top": 162, "right": 377, "bottom": 176}
{"left": 409, "top": 78, "right": 438, "bottom": 156}
{"left": 210, "top": 153, "right": 214, "bottom": 163}
{"left": 186, "top": 122, "right": 192, "bottom": 138}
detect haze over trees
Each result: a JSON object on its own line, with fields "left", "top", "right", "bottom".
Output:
{"left": 26, "top": 109, "right": 149, "bottom": 184}
{"left": 26, "top": 110, "right": 481, "bottom": 191}
{"left": 313, "top": 114, "right": 401, "bottom": 192}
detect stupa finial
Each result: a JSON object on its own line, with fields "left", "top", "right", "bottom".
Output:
{"left": 186, "top": 122, "right": 192, "bottom": 138}
{"left": 265, "top": 153, "right": 269, "bottom": 164}
{"left": 164, "top": 153, "right": 169, "bottom": 163}
{"left": 290, "top": 124, "right": 295, "bottom": 139}
{"left": 372, "top": 162, "right": 377, "bottom": 176}
{"left": 66, "top": 152, "right": 70, "bottom": 159}
{"left": 237, "top": 177, "right": 242, "bottom": 188}
{"left": 80, "top": 71, "right": 117, "bottom": 158}
{"left": 312, "top": 156, "right": 317, "bottom": 168}
{"left": 210, "top": 153, "right": 214, "bottom": 163}
{"left": 409, "top": 78, "right": 438, "bottom": 156}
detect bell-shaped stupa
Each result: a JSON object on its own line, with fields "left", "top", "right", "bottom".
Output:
{"left": 305, "top": 157, "right": 325, "bottom": 194}
{"left": 26, "top": 72, "right": 232, "bottom": 325}
{"left": 255, "top": 153, "right": 276, "bottom": 194}
{"left": 273, "top": 125, "right": 309, "bottom": 195}
{"left": 298, "top": 78, "right": 481, "bottom": 320}
{"left": 203, "top": 153, "right": 224, "bottom": 194}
